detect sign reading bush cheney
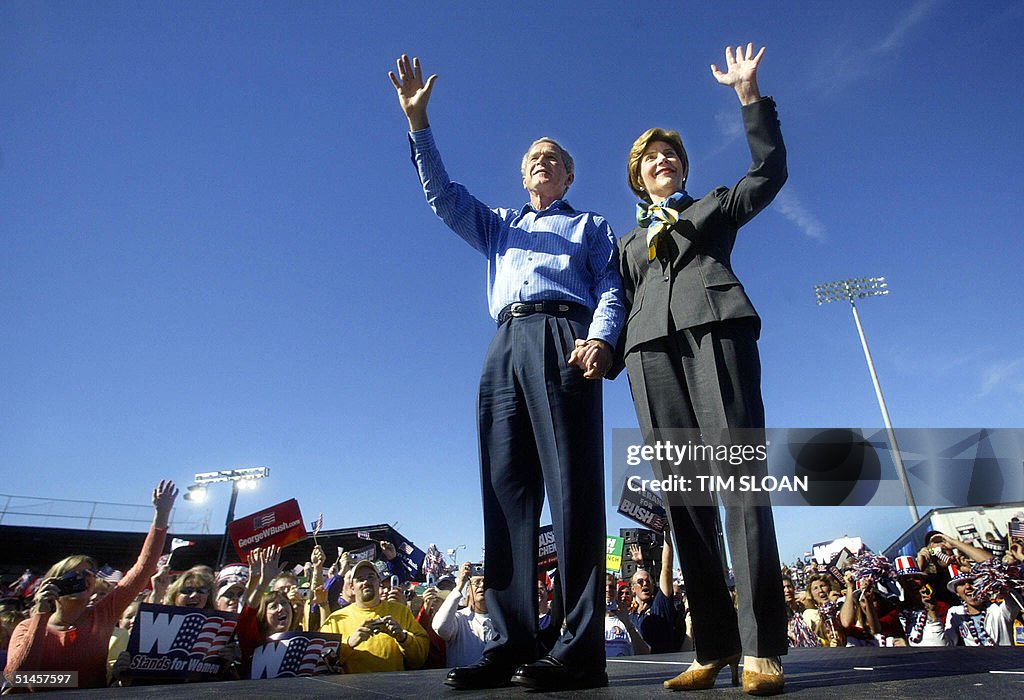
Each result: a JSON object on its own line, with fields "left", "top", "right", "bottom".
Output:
{"left": 227, "top": 498, "right": 306, "bottom": 560}
{"left": 538, "top": 524, "right": 557, "bottom": 569}
{"left": 125, "top": 603, "right": 238, "bottom": 680}
{"left": 249, "top": 631, "right": 344, "bottom": 678}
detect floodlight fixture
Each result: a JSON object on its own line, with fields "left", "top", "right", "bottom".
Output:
{"left": 187, "top": 467, "right": 270, "bottom": 567}
{"left": 814, "top": 276, "right": 888, "bottom": 305}
{"left": 193, "top": 467, "right": 270, "bottom": 485}
{"left": 183, "top": 485, "right": 208, "bottom": 503}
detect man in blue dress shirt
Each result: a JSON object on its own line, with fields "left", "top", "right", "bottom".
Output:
{"left": 390, "top": 55, "right": 624, "bottom": 691}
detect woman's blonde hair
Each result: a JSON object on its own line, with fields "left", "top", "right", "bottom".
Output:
{"left": 43, "top": 554, "right": 97, "bottom": 582}
{"left": 627, "top": 128, "right": 689, "bottom": 203}
{"left": 803, "top": 574, "right": 838, "bottom": 611}
{"left": 164, "top": 567, "right": 216, "bottom": 610}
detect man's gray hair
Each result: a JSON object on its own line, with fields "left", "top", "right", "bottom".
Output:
{"left": 520, "top": 137, "right": 575, "bottom": 179}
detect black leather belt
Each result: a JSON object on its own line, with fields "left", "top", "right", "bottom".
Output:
{"left": 497, "top": 301, "right": 586, "bottom": 325}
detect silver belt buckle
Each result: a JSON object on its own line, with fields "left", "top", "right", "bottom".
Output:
{"left": 510, "top": 302, "right": 532, "bottom": 318}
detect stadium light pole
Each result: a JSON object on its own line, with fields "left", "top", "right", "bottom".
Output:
{"left": 446, "top": 544, "right": 466, "bottom": 569}
{"left": 186, "top": 467, "right": 270, "bottom": 568}
{"left": 814, "top": 277, "right": 919, "bottom": 522}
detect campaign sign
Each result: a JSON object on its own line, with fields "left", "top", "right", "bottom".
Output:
{"left": 606, "top": 536, "right": 624, "bottom": 573}
{"left": 956, "top": 523, "right": 979, "bottom": 543}
{"left": 227, "top": 498, "right": 306, "bottom": 560}
{"left": 249, "top": 631, "right": 344, "bottom": 679}
{"left": 125, "top": 603, "right": 238, "bottom": 680}
{"left": 616, "top": 482, "right": 667, "bottom": 532}
{"left": 381, "top": 530, "right": 426, "bottom": 584}
{"left": 538, "top": 524, "right": 557, "bottom": 569}
{"left": 346, "top": 544, "right": 376, "bottom": 562}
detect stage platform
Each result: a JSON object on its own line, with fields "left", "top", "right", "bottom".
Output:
{"left": 54, "top": 646, "right": 1024, "bottom": 698}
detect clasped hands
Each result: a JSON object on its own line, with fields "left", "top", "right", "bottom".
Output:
{"left": 567, "top": 338, "right": 612, "bottom": 380}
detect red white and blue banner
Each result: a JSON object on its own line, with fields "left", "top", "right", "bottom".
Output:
{"left": 248, "top": 631, "right": 344, "bottom": 679}
{"left": 124, "top": 603, "right": 238, "bottom": 680}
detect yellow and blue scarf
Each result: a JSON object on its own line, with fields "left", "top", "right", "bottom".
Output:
{"left": 636, "top": 191, "right": 689, "bottom": 261}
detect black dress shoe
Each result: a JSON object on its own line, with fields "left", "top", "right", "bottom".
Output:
{"left": 511, "top": 655, "right": 608, "bottom": 692}
{"left": 445, "top": 654, "right": 520, "bottom": 690}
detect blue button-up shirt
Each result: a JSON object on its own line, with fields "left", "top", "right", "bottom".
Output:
{"left": 410, "top": 128, "right": 624, "bottom": 346}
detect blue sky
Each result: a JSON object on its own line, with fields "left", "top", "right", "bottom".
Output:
{"left": 2, "top": 1, "right": 1022, "bottom": 567}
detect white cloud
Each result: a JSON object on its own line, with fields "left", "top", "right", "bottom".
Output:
{"left": 980, "top": 357, "right": 1024, "bottom": 396}
{"left": 773, "top": 189, "right": 826, "bottom": 240}
{"left": 870, "top": 0, "right": 938, "bottom": 53}
{"left": 714, "top": 110, "right": 743, "bottom": 141}
{"left": 809, "top": 0, "right": 939, "bottom": 93}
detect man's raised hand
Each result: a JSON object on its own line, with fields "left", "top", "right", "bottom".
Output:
{"left": 389, "top": 54, "right": 437, "bottom": 131}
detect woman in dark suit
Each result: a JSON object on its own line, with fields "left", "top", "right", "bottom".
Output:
{"left": 604, "top": 43, "right": 787, "bottom": 694}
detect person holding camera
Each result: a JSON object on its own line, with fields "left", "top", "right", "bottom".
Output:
{"left": 432, "top": 561, "right": 495, "bottom": 668}
{"left": 319, "top": 560, "right": 428, "bottom": 673}
{"left": 3, "top": 480, "right": 177, "bottom": 690}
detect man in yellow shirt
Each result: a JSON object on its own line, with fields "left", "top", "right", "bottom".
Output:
{"left": 319, "top": 560, "right": 428, "bottom": 673}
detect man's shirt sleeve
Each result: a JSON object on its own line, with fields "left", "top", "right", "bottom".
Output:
{"left": 585, "top": 215, "right": 625, "bottom": 347}
{"left": 651, "top": 588, "right": 675, "bottom": 619}
{"left": 409, "top": 128, "right": 505, "bottom": 257}
{"left": 430, "top": 584, "right": 464, "bottom": 641}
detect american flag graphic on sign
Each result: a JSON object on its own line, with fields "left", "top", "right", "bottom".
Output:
{"left": 170, "top": 613, "right": 238, "bottom": 658}
{"left": 282, "top": 636, "right": 328, "bottom": 676}
{"left": 253, "top": 512, "right": 276, "bottom": 529}
{"left": 253, "top": 634, "right": 341, "bottom": 678}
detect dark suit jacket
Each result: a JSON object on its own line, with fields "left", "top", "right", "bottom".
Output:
{"left": 612, "top": 97, "right": 787, "bottom": 375}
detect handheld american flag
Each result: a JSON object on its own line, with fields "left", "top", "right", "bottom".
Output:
{"left": 311, "top": 513, "right": 323, "bottom": 545}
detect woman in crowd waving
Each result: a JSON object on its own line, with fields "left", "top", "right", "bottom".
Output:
{"left": 4, "top": 481, "right": 177, "bottom": 690}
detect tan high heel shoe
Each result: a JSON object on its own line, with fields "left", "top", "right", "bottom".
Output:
{"left": 741, "top": 658, "right": 784, "bottom": 696}
{"left": 663, "top": 654, "right": 740, "bottom": 691}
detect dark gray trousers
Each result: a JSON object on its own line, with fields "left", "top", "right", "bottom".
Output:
{"left": 625, "top": 319, "right": 787, "bottom": 661}
{"left": 477, "top": 310, "right": 606, "bottom": 669}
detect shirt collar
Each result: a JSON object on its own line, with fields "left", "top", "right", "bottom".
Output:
{"left": 523, "top": 198, "right": 576, "bottom": 214}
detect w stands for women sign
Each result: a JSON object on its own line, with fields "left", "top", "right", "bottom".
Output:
{"left": 249, "top": 632, "right": 344, "bottom": 678}
{"left": 227, "top": 499, "right": 306, "bottom": 560}
{"left": 124, "top": 604, "right": 238, "bottom": 681}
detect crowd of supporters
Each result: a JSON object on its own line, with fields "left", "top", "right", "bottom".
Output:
{"left": 2, "top": 490, "right": 1023, "bottom": 691}
{"left": 780, "top": 528, "right": 1024, "bottom": 649}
